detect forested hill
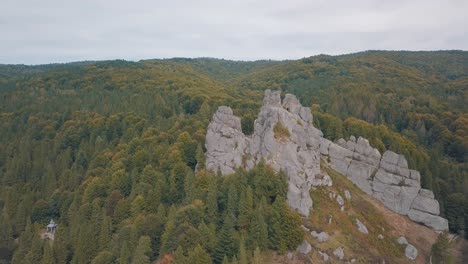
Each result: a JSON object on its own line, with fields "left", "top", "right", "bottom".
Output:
{"left": 0, "top": 50, "right": 466, "bottom": 263}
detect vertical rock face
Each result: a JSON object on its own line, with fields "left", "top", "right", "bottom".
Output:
{"left": 205, "top": 89, "right": 448, "bottom": 231}
{"left": 205, "top": 90, "right": 329, "bottom": 217}
{"left": 320, "top": 136, "right": 448, "bottom": 231}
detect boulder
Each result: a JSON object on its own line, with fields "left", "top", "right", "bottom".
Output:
{"left": 407, "top": 209, "right": 449, "bottom": 231}
{"left": 336, "top": 195, "right": 345, "bottom": 207}
{"left": 397, "top": 236, "right": 408, "bottom": 245}
{"left": 405, "top": 244, "right": 418, "bottom": 260}
{"left": 319, "top": 251, "right": 329, "bottom": 262}
{"left": 355, "top": 219, "right": 369, "bottom": 234}
{"left": 333, "top": 247, "right": 345, "bottom": 260}
{"left": 344, "top": 190, "right": 352, "bottom": 200}
{"left": 296, "top": 240, "right": 312, "bottom": 254}
{"left": 311, "top": 231, "right": 329, "bottom": 242}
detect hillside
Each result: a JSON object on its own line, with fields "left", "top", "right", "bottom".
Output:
{"left": 0, "top": 51, "right": 466, "bottom": 263}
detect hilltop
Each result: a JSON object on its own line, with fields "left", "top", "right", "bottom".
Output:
{"left": 0, "top": 51, "right": 466, "bottom": 263}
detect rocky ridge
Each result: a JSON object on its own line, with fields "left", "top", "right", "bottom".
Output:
{"left": 205, "top": 90, "right": 448, "bottom": 231}
{"left": 206, "top": 90, "right": 329, "bottom": 217}
{"left": 320, "top": 136, "right": 448, "bottom": 231}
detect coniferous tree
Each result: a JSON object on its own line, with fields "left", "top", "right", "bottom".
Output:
{"left": 247, "top": 210, "right": 268, "bottom": 250}
{"left": 132, "top": 236, "right": 152, "bottom": 264}
{"left": 187, "top": 244, "right": 212, "bottom": 264}
{"left": 214, "top": 215, "right": 236, "bottom": 264}
{"left": 238, "top": 187, "right": 253, "bottom": 231}
{"left": 41, "top": 242, "right": 54, "bottom": 264}
{"left": 173, "top": 246, "right": 188, "bottom": 264}
{"left": 119, "top": 241, "right": 131, "bottom": 264}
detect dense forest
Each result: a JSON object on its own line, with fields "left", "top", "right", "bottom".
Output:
{"left": 0, "top": 51, "right": 466, "bottom": 263}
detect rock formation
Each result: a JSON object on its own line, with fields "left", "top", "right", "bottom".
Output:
{"left": 205, "top": 89, "right": 448, "bottom": 231}
{"left": 320, "top": 136, "right": 448, "bottom": 231}
{"left": 205, "top": 90, "right": 329, "bottom": 217}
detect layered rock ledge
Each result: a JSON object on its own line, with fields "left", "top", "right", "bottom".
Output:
{"left": 320, "top": 136, "right": 448, "bottom": 231}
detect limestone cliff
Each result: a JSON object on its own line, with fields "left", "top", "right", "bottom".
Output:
{"left": 205, "top": 90, "right": 448, "bottom": 231}
{"left": 206, "top": 90, "right": 330, "bottom": 216}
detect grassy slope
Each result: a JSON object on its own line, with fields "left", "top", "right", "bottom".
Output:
{"left": 302, "top": 161, "right": 438, "bottom": 263}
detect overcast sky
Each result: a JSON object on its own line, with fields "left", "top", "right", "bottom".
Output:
{"left": 1, "top": 0, "right": 467, "bottom": 64}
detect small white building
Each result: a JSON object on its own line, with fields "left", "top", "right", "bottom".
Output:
{"left": 46, "top": 219, "right": 57, "bottom": 233}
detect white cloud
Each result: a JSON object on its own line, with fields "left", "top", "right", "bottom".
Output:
{"left": 1, "top": 0, "right": 467, "bottom": 64}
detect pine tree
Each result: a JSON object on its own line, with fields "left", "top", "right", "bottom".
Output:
{"left": 214, "top": 215, "right": 236, "bottom": 264}
{"left": 119, "top": 241, "right": 131, "bottom": 264}
{"left": 238, "top": 187, "right": 253, "bottom": 230}
{"left": 226, "top": 184, "right": 238, "bottom": 219}
{"left": 195, "top": 143, "right": 205, "bottom": 170}
{"left": 247, "top": 210, "right": 268, "bottom": 250}
{"left": 28, "top": 233, "right": 43, "bottom": 264}
{"left": 41, "top": 242, "right": 54, "bottom": 264}
{"left": 238, "top": 237, "right": 248, "bottom": 264}
{"left": 98, "top": 214, "right": 112, "bottom": 251}
{"left": 187, "top": 244, "right": 212, "bottom": 264}
{"left": 431, "top": 232, "right": 453, "bottom": 263}
{"left": 91, "top": 251, "right": 115, "bottom": 264}
{"left": 173, "top": 246, "right": 188, "bottom": 264}
{"left": 252, "top": 247, "right": 263, "bottom": 264}
{"left": 205, "top": 180, "right": 218, "bottom": 224}
{"left": 198, "top": 221, "right": 217, "bottom": 254}
{"left": 131, "top": 236, "right": 152, "bottom": 264}
{"left": 53, "top": 226, "right": 68, "bottom": 264}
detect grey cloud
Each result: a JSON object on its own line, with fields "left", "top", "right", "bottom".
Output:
{"left": 1, "top": 0, "right": 467, "bottom": 64}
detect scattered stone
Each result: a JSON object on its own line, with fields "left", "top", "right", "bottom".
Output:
{"left": 311, "top": 231, "right": 329, "bottom": 242}
{"left": 296, "top": 240, "right": 312, "bottom": 255}
{"left": 397, "top": 236, "right": 408, "bottom": 245}
{"left": 328, "top": 215, "right": 333, "bottom": 225}
{"left": 355, "top": 219, "right": 369, "bottom": 234}
{"left": 344, "top": 190, "right": 352, "bottom": 200}
{"left": 336, "top": 195, "right": 345, "bottom": 207}
{"left": 319, "top": 251, "right": 329, "bottom": 262}
{"left": 333, "top": 247, "right": 345, "bottom": 260}
{"left": 378, "top": 234, "right": 384, "bottom": 240}
{"left": 405, "top": 244, "right": 418, "bottom": 260}
{"left": 301, "top": 225, "right": 310, "bottom": 232}
{"left": 287, "top": 252, "right": 293, "bottom": 260}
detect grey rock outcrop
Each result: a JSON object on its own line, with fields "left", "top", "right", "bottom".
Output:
{"left": 398, "top": 237, "right": 418, "bottom": 261}
{"left": 355, "top": 219, "right": 369, "bottom": 234}
{"left": 297, "top": 240, "right": 312, "bottom": 254}
{"left": 333, "top": 247, "right": 345, "bottom": 260}
{"left": 319, "top": 251, "right": 329, "bottom": 262}
{"left": 205, "top": 90, "right": 328, "bottom": 217}
{"left": 311, "top": 231, "right": 329, "bottom": 242}
{"left": 397, "top": 236, "right": 408, "bottom": 245}
{"left": 405, "top": 244, "right": 418, "bottom": 260}
{"left": 205, "top": 90, "right": 447, "bottom": 231}
{"left": 320, "top": 136, "right": 448, "bottom": 231}
{"left": 344, "top": 190, "right": 352, "bottom": 200}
